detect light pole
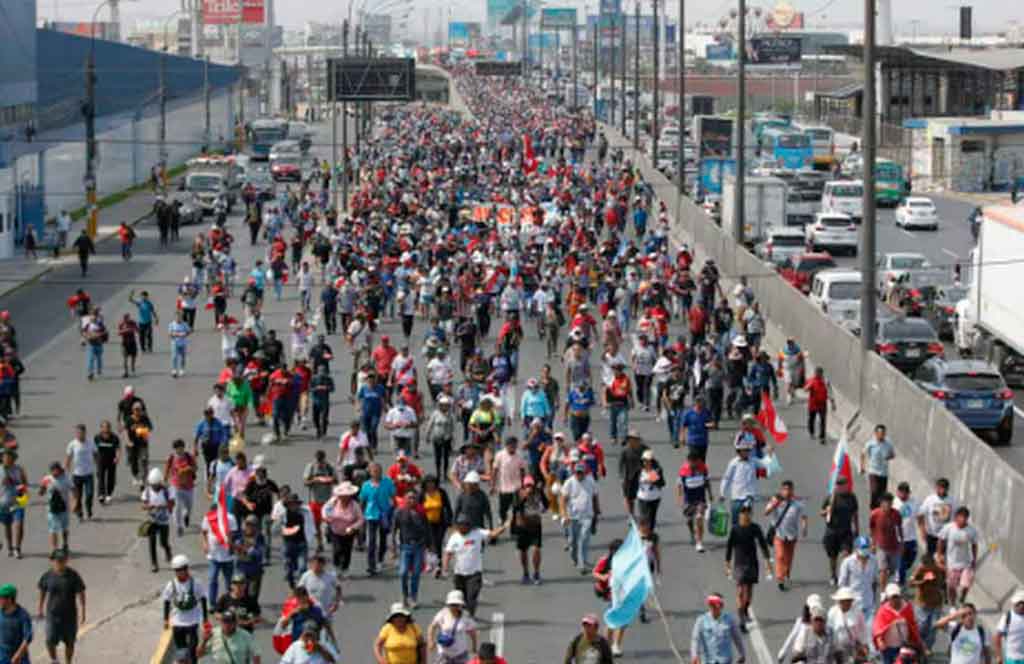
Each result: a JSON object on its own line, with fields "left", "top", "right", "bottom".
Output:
{"left": 160, "top": 10, "right": 187, "bottom": 174}
{"left": 861, "top": 0, "right": 878, "bottom": 352}
{"left": 676, "top": 0, "right": 685, "bottom": 196}
{"left": 85, "top": 0, "right": 115, "bottom": 240}
{"left": 734, "top": 0, "right": 746, "bottom": 244}
{"left": 650, "top": 0, "right": 660, "bottom": 163}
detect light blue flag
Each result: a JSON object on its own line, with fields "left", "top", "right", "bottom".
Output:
{"left": 603, "top": 520, "right": 654, "bottom": 629}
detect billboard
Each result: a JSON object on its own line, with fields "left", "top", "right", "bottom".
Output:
{"left": 765, "top": 12, "right": 805, "bottom": 30}
{"left": 744, "top": 37, "right": 802, "bottom": 68}
{"left": 475, "top": 61, "right": 522, "bottom": 76}
{"left": 487, "top": 0, "right": 519, "bottom": 32}
{"left": 541, "top": 8, "right": 578, "bottom": 29}
{"left": 699, "top": 159, "right": 737, "bottom": 197}
{"left": 695, "top": 116, "right": 734, "bottom": 159}
{"left": 448, "top": 21, "right": 481, "bottom": 47}
{"left": 202, "top": 0, "right": 266, "bottom": 25}
{"left": 705, "top": 43, "right": 735, "bottom": 60}
{"left": 330, "top": 57, "right": 416, "bottom": 101}
{"left": 50, "top": 21, "right": 120, "bottom": 40}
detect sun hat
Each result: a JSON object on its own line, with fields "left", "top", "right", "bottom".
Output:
{"left": 387, "top": 602, "right": 412, "bottom": 620}
{"left": 463, "top": 471, "right": 481, "bottom": 484}
{"left": 832, "top": 586, "right": 857, "bottom": 602}
{"left": 334, "top": 481, "right": 359, "bottom": 497}
{"left": 445, "top": 590, "right": 466, "bottom": 606}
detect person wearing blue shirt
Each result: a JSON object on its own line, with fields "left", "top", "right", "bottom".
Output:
{"left": 565, "top": 382, "right": 596, "bottom": 442}
{"left": 690, "top": 593, "right": 746, "bottom": 664}
{"left": 249, "top": 261, "right": 266, "bottom": 296}
{"left": 0, "top": 583, "right": 32, "bottom": 664}
{"left": 520, "top": 379, "right": 552, "bottom": 434}
{"left": 128, "top": 290, "right": 159, "bottom": 353}
{"left": 357, "top": 374, "right": 387, "bottom": 451}
{"left": 193, "top": 408, "right": 230, "bottom": 469}
{"left": 633, "top": 205, "right": 649, "bottom": 237}
{"left": 682, "top": 397, "right": 715, "bottom": 462}
{"left": 358, "top": 463, "right": 396, "bottom": 577}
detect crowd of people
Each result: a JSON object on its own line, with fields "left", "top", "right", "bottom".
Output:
{"left": 0, "top": 64, "right": 1020, "bottom": 664}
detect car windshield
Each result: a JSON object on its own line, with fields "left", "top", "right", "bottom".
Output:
{"left": 778, "top": 134, "right": 810, "bottom": 148}
{"left": 827, "top": 282, "right": 861, "bottom": 300}
{"left": 797, "top": 258, "right": 835, "bottom": 272}
{"left": 188, "top": 175, "right": 221, "bottom": 191}
{"left": 771, "top": 235, "right": 805, "bottom": 247}
{"left": 805, "top": 129, "right": 832, "bottom": 142}
{"left": 882, "top": 319, "right": 936, "bottom": 339}
{"left": 890, "top": 256, "right": 927, "bottom": 270}
{"left": 944, "top": 373, "right": 1004, "bottom": 392}
{"left": 830, "top": 185, "right": 863, "bottom": 197}
{"left": 909, "top": 201, "right": 934, "bottom": 209}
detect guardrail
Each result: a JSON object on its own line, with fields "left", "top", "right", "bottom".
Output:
{"left": 607, "top": 125, "right": 1024, "bottom": 583}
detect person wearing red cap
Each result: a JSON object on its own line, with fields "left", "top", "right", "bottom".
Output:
{"left": 691, "top": 593, "right": 746, "bottom": 664}
{"left": 564, "top": 613, "right": 614, "bottom": 664}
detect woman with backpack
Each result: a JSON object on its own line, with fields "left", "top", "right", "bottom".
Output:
{"left": 142, "top": 467, "right": 175, "bottom": 572}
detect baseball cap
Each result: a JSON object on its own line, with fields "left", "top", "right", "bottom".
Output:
{"left": 581, "top": 613, "right": 600, "bottom": 626}
{"left": 0, "top": 584, "right": 16, "bottom": 599}
{"left": 884, "top": 583, "right": 902, "bottom": 599}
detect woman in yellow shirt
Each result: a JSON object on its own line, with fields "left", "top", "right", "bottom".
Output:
{"left": 375, "top": 603, "right": 426, "bottom": 664}
{"left": 420, "top": 475, "right": 453, "bottom": 578}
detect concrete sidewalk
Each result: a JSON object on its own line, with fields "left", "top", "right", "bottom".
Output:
{"left": 0, "top": 191, "right": 156, "bottom": 300}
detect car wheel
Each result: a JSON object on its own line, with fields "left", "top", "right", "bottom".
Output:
{"left": 997, "top": 415, "right": 1014, "bottom": 445}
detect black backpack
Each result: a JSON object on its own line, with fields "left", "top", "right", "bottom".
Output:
{"left": 49, "top": 486, "right": 67, "bottom": 514}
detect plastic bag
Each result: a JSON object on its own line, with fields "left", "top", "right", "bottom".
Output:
{"left": 764, "top": 452, "right": 783, "bottom": 478}
{"left": 707, "top": 503, "right": 730, "bottom": 538}
{"left": 228, "top": 433, "right": 246, "bottom": 457}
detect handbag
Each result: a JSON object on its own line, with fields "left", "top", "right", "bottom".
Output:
{"left": 137, "top": 519, "right": 154, "bottom": 538}
{"left": 765, "top": 499, "right": 793, "bottom": 542}
{"left": 436, "top": 614, "right": 461, "bottom": 648}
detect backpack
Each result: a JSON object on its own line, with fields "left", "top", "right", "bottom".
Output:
{"left": 950, "top": 622, "right": 986, "bottom": 656}
{"left": 48, "top": 484, "right": 67, "bottom": 514}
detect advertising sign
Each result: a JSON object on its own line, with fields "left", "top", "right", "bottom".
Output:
{"left": 487, "top": 0, "right": 519, "bottom": 31}
{"left": 744, "top": 37, "right": 802, "bottom": 68}
{"left": 695, "top": 116, "right": 734, "bottom": 159}
{"left": 50, "top": 21, "right": 120, "bottom": 40}
{"left": 541, "top": 8, "right": 578, "bottom": 29}
{"left": 202, "top": 0, "right": 265, "bottom": 25}
{"left": 699, "top": 158, "right": 737, "bottom": 197}
{"left": 448, "top": 21, "right": 481, "bottom": 47}
{"left": 705, "top": 43, "right": 735, "bottom": 60}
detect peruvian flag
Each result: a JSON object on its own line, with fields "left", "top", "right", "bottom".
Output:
{"left": 827, "top": 432, "right": 855, "bottom": 493}
{"left": 756, "top": 392, "right": 789, "bottom": 444}
{"left": 522, "top": 135, "right": 538, "bottom": 174}
{"left": 207, "top": 485, "right": 230, "bottom": 548}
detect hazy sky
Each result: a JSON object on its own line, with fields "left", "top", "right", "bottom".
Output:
{"left": 39, "top": 0, "right": 1022, "bottom": 34}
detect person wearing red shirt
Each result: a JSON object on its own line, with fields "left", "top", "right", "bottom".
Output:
{"left": 576, "top": 433, "right": 607, "bottom": 479}
{"left": 387, "top": 450, "right": 423, "bottom": 499}
{"left": 570, "top": 305, "right": 597, "bottom": 342}
{"left": 803, "top": 366, "right": 835, "bottom": 445}
{"left": 688, "top": 302, "right": 708, "bottom": 346}
{"left": 869, "top": 492, "right": 904, "bottom": 590}
{"left": 293, "top": 358, "right": 313, "bottom": 431}
{"left": 117, "top": 222, "right": 136, "bottom": 260}
{"left": 372, "top": 336, "right": 398, "bottom": 384}
{"left": 268, "top": 365, "right": 293, "bottom": 440}
{"left": 468, "top": 642, "right": 507, "bottom": 664}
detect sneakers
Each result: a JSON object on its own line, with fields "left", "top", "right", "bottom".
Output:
{"left": 521, "top": 574, "right": 531, "bottom": 585}
{"left": 532, "top": 573, "right": 542, "bottom": 585}
{"left": 695, "top": 542, "right": 705, "bottom": 553}
{"left": 611, "top": 644, "right": 624, "bottom": 657}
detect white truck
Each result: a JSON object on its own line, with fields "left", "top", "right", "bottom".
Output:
{"left": 956, "top": 205, "right": 1024, "bottom": 385}
{"left": 184, "top": 156, "right": 242, "bottom": 215}
{"left": 722, "top": 174, "right": 788, "bottom": 247}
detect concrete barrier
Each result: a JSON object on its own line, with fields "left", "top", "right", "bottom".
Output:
{"left": 602, "top": 123, "right": 1024, "bottom": 585}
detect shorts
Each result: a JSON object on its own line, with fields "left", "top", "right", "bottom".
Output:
{"left": 45, "top": 618, "right": 78, "bottom": 648}
{"left": 823, "top": 530, "right": 854, "bottom": 558}
{"left": 48, "top": 511, "right": 69, "bottom": 533}
{"left": 0, "top": 507, "right": 25, "bottom": 524}
{"left": 516, "top": 526, "right": 543, "bottom": 551}
{"left": 878, "top": 549, "right": 902, "bottom": 574}
{"left": 309, "top": 500, "right": 324, "bottom": 528}
{"left": 683, "top": 502, "right": 707, "bottom": 519}
{"left": 947, "top": 566, "right": 975, "bottom": 591}
{"left": 622, "top": 480, "right": 639, "bottom": 501}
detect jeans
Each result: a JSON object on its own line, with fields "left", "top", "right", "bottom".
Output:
{"left": 127, "top": 443, "right": 149, "bottom": 483}
{"left": 707, "top": 386, "right": 724, "bottom": 425}
{"left": 899, "top": 540, "right": 918, "bottom": 586}
{"left": 331, "top": 532, "right": 356, "bottom": 571}
{"left": 283, "top": 540, "right": 307, "bottom": 588}
{"left": 568, "top": 517, "right": 593, "bottom": 569}
{"left": 171, "top": 625, "right": 199, "bottom": 664}
{"left": 171, "top": 345, "right": 187, "bottom": 372}
{"left": 148, "top": 523, "right": 171, "bottom": 568}
{"left": 366, "top": 519, "right": 389, "bottom": 573}
{"left": 361, "top": 410, "right": 382, "bottom": 450}
{"left": 808, "top": 407, "right": 827, "bottom": 440}
{"left": 86, "top": 344, "right": 103, "bottom": 377}
{"left": 882, "top": 648, "right": 902, "bottom": 664}
{"left": 608, "top": 405, "right": 629, "bottom": 443}
{"left": 139, "top": 322, "right": 153, "bottom": 352}
{"left": 172, "top": 487, "right": 193, "bottom": 532}
{"left": 207, "top": 559, "right": 235, "bottom": 605}
{"left": 399, "top": 543, "right": 425, "bottom": 601}
{"left": 915, "top": 605, "right": 943, "bottom": 650}
{"left": 72, "top": 474, "right": 94, "bottom": 517}
{"left": 667, "top": 409, "right": 683, "bottom": 445}
{"left": 312, "top": 400, "right": 330, "bottom": 438}
{"left": 569, "top": 414, "right": 591, "bottom": 441}
{"left": 272, "top": 399, "right": 293, "bottom": 439}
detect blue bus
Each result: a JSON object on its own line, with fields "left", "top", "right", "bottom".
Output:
{"left": 247, "top": 118, "right": 289, "bottom": 160}
{"left": 751, "top": 113, "right": 791, "bottom": 142}
{"left": 758, "top": 128, "right": 813, "bottom": 170}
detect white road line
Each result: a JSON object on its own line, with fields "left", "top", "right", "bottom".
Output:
{"left": 746, "top": 608, "right": 775, "bottom": 664}
{"left": 489, "top": 612, "right": 505, "bottom": 656}
{"left": 942, "top": 248, "right": 960, "bottom": 260}
{"left": 899, "top": 228, "right": 916, "bottom": 238}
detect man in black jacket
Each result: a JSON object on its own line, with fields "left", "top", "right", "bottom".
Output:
{"left": 72, "top": 230, "right": 96, "bottom": 277}
{"left": 618, "top": 431, "right": 649, "bottom": 518}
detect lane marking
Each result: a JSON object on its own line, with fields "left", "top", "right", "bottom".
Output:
{"left": 746, "top": 607, "right": 775, "bottom": 664}
{"left": 899, "top": 228, "right": 916, "bottom": 238}
{"left": 489, "top": 612, "right": 505, "bottom": 656}
{"left": 943, "top": 248, "right": 960, "bottom": 260}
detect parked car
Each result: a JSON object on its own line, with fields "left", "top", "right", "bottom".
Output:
{"left": 913, "top": 357, "right": 1014, "bottom": 444}
{"left": 806, "top": 212, "right": 858, "bottom": 256}
{"left": 779, "top": 252, "right": 838, "bottom": 294}
{"left": 874, "top": 315, "right": 944, "bottom": 373}
{"left": 756, "top": 227, "right": 808, "bottom": 266}
{"left": 895, "top": 197, "right": 940, "bottom": 230}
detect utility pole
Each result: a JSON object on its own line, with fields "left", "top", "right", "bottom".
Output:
{"left": 651, "top": 0, "right": 660, "bottom": 163}
{"left": 734, "top": 0, "right": 746, "bottom": 244}
{"left": 610, "top": 20, "right": 616, "bottom": 128}
{"left": 676, "top": 0, "right": 685, "bottom": 194}
{"left": 633, "top": 0, "right": 639, "bottom": 149}
{"left": 572, "top": 20, "right": 578, "bottom": 108}
{"left": 861, "top": 0, "right": 878, "bottom": 352}
{"left": 619, "top": 12, "right": 626, "bottom": 135}
{"left": 522, "top": 0, "right": 529, "bottom": 71}
{"left": 330, "top": 54, "right": 337, "bottom": 211}
{"left": 342, "top": 19, "right": 349, "bottom": 212}
{"left": 354, "top": 27, "right": 362, "bottom": 158}
{"left": 159, "top": 50, "right": 167, "bottom": 170}
{"left": 85, "top": 49, "right": 98, "bottom": 238}
{"left": 203, "top": 55, "right": 211, "bottom": 152}
{"left": 594, "top": 10, "right": 600, "bottom": 117}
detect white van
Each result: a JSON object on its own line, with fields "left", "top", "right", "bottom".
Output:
{"left": 809, "top": 269, "right": 862, "bottom": 324}
{"left": 821, "top": 180, "right": 864, "bottom": 222}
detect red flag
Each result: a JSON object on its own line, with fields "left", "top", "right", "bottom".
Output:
{"left": 206, "top": 485, "right": 230, "bottom": 548}
{"left": 522, "top": 135, "right": 538, "bottom": 174}
{"left": 756, "top": 392, "right": 789, "bottom": 444}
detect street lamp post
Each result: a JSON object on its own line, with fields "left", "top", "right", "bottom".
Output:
{"left": 84, "top": 0, "right": 116, "bottom": 239}
{"left": 734, "top": 0, "right": 746, "bottom": 244}
{"left": 650, "top": 0, "right": 659, "bottom": 164}
{"left": 676, "top": 0, "right": 685, "bottom": 196}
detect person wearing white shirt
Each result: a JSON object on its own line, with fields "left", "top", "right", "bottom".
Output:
{"left": 427, "top": 591, "right": 479, "bottom": 663}
{"left": 719, "top": 440, "right": 769, "bottom": 526}
{"left": 279, "top": 623, "right": 337, "bottom": 664}
{"left": 64, "top": 424, "right": 99, "bottom": 520}
{"left": 442, "top": 517, "right": 508, "bottom": 617}
{"left": 917, "top": 477, "right": 956, "bottom": 556}
{"left": 426, "top": 354, "right": 455, "bottom": 401}
{"left": 995, "top": 589, "right": 1024, "bottom": 664}
{"left": 207, "top": 384, "right": 233, "bottom": 429}
{"left": 892, "top": 481, "right": 920, "bottom": 586}
{"left": 828, "top": 587, "right": 868, "bottom": 663}
{"left": 560, "top": 463, "right": 600, "bottom": 573}
{"left": 934, "top": 604, "right": 991, "bottom": 664}
{"left": 384, "top": 403, "right": 418, "bottom": 454}
{"left": 200, "top": 506, "right": 238, "bottom": 606}
{"left": 337, "top": 421, "right": 371, "bottom": 471}
{"left": 297, "top": 555, "right": 342, "bottom": 617}
{"left": 162, "top": 555, "right": 208, "bottom": 661}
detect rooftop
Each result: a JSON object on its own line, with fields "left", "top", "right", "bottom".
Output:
{"left": 826, "top": 44, "right": 1024, "bottom": 72}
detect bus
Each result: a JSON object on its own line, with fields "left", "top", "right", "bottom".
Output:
{"left": 247, "top": 118, "right": 289, "bottom": 160}
{"left": 751, "top": 113, "right": 791, "bottom": 142}
{"left": 758, "top": 128, "right": 813, "bottom": 170}
{"left": 845, "top": 157, "right": 909, "bottom": 205}
{"left": 796, "top": 124, "right": 836, "bottom": 171}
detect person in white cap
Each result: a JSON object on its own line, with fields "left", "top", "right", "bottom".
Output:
{"left": 995, "top": 589, "right": 1024, "bottom": 664}
{"left": 161, "top": 554, "right": 208, "bottom": 664}
{"left": 428, "top": 590, "right": 479, "bottom": 663}
{"left": 828, "top": 587, "right": 868, "bottom": 663}
{"left": 719, "top": 437, "right": 770, "bottom": 527}
{"left": 778, "top": 594, "right": 824, "bottom": 663}
{"left": 791, "top": 603, "right": 837, "bottom": 664}
{"left": 872, "top": 584, "right": 923, "bottom": 664}
{"left": 442, "top": 515, "right": 509, "bottom": 618}
{"left": 142, "top": 465, "right": 174, "bottom": 572}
